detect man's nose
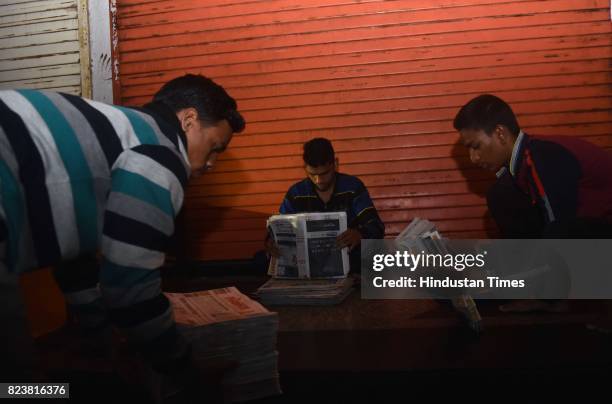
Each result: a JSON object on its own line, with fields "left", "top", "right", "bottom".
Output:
{"left": 469, "top": 148, "right": 479, "bottom": 164}
{"left": 206, "top": 154, "right": 218, "bottom": 170}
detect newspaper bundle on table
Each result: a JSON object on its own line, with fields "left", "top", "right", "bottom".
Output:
{"left": 256, "top": 277, "right": 354, "bottom": 306}
{"left": 140, "top": 287, "right": 281, "bottom": 403}
{"left": 267, "top": 211, "right": 350, "bottom": 279}
{"left": 395, "top": 217, "right": 482, "bottom": 333}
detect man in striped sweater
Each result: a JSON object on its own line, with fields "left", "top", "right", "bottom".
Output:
{"left": 0, "top": 74, "right": 245, "bottom": 388}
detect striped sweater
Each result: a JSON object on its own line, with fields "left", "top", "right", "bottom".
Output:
{"left": 0, "top": 89, "right": 190, "bottom": 365}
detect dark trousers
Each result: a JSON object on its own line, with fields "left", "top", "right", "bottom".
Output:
{"left": 0, "top": 219, "right": 36, "bottom": 381}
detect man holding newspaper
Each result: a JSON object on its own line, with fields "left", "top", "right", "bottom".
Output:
{"left": 265, "top": 137, "right": 385, "bottom": 273}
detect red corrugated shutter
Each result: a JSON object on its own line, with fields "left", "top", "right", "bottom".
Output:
{"left": 115, "top": 0, "right": 612, "bottom": 261}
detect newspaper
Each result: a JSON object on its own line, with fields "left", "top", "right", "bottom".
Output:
{"left": 255, "top": 277, "right": 354, "bottom": 306}
{"left": 395, "top": 218, "right": 483, "bottom": 334}
{"left": 395, "top": 217, "right": 438, "bottom": 252}
{"left": 168, "top": 286, "right": 272, "bottom": 326}
{"left": 267, "top": 211, "right": 350, "bottom": 279}
{"left": 137, "top": 287, "right": 281, "bottom": 403}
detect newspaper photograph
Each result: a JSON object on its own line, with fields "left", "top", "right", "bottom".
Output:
{"left": 267, "top": 211, "right": 349, "bottom": 279}
{"left": 267, "top": 215, "right": 301, "bottom": 278}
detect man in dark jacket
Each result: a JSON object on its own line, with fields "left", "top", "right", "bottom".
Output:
{"left": 454, "top": 94, "right": 612, "bottom": 314}
{"left": 454, "top": 94, "right": 612, "bottom": 238}
{"left": 266, "top": 137, "right": 385, "bottom": 273}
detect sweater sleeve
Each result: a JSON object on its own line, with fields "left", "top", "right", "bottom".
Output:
{"left": 350, "top": 179, "right": 385, "bottom": 238}
{"left": 100, "top": 144, "right": 190, "bottom": 370}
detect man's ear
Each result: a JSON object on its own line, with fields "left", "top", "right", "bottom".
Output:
{"left": 179, "top": 108, "right": 198, "bottom": 132}
{"left": 494, "top": 124, "right": 510, "bottom": 145}
{"left": 334, "top": 157, "right": 339, "bottom": 171}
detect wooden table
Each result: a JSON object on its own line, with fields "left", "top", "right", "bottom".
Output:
{"left": 164, "top": 275, "right": 612, "bottom": 372}
{"left": 34, "top": 274, "right": 612, "bottom": 403}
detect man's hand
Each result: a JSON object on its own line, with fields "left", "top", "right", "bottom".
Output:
{"left": 336, "top": 228, "right": 362, "bottom": 251}
{"left": 264, "top": 237, "right": 281, "bottom": 258}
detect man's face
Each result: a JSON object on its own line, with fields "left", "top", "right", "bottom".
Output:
{"left": 459, "top": 127, "right": 510, "bottom": 172}
{"left": 305, "top": 161, "right": 336, "bottom": 192}
{"left": 186, "top": 118, "right": 233, "bottom": 177}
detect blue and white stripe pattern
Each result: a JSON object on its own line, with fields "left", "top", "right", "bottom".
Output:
{"left": 0, "top": 89, "right": 190, "bottom": 363}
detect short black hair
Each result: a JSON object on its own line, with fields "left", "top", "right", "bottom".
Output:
{"left": 303, "top": 138, "right": 335, "bottom": 167}
{"left": 153, "top": 74, "right": 245, "bottom": 133}
{"left": 453, "top": 94, "right": 520, "bottom": 136}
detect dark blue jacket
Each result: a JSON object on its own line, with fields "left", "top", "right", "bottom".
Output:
{"left": 280, "top": 172, "right": 385, "bottom": 238}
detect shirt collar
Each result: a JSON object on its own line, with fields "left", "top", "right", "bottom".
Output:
{"left": 141, "top": 101, "right": 188, "bottom": 151}
{"left": 509, "top": 130, "right": 525, "bottom": 177}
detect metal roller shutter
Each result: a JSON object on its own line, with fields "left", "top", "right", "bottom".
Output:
{"left": 115, "top": 0, "right": 612, "bottom": 261}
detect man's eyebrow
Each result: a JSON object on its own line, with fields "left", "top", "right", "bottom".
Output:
{"left": 465, "top": 138, "right": 479, "bottom": 148}
{"left": 306, "top": 167, "right": 332, "bottom": 176}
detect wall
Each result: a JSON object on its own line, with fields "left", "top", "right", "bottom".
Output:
{"left": 0, "top": 0, "right": 98, "bottom": 336}
{"left": 115, "top": 0, "right": 612, "bottom": 261}
{"left": 88, "top": 0, "right": 114, "bottom": 103}
{"left": 0, "top": 0, "right": 91, "bottom": 96}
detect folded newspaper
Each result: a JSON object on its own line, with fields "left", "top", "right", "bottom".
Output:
{"left": 396, "top": 218, "right": 483, "bottom": 333}
{"left": 137, "top": 287, "right": 281, "bottom": 403}
{"left": 267, "top": 211, "right": 350, "bottom": 279}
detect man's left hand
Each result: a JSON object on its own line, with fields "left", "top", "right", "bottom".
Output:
{"left": 336, "top": 229, "right": 362, "bottom": 251}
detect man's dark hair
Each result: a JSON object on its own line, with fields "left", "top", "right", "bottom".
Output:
{"left": 453, "top": 94, "right": 520, "bottom": 136}
{"left": 153, "top": 74, "right": 245, "bottom": 132}
{"left": 303, "top": 138, "right": 335, "bottom": 167}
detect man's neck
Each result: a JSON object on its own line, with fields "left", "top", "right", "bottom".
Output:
{"left": 315, "top": 175, "right": 337, "bottom": 204}
{"left": 316, "top": 187, "right": 334, "bottom": 204}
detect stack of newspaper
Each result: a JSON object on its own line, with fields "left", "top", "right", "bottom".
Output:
{"left": 256, "top": 277, "right": 354, "bottom": 306}
{"left": 259, "top": 211, "right": 354, "bottom": 305}
{"left": 143, "top": 287, "right": 281, "bottom": 403}
{"left": 396, "top": 218, "right": 483, "bottom": 333}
